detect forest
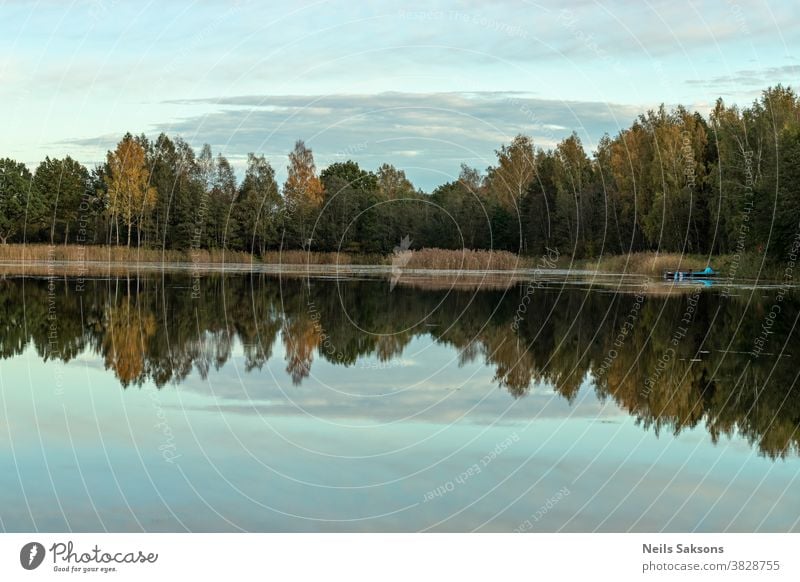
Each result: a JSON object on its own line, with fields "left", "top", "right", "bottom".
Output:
{"left": 1, "top": 85, "right": 799, "bottom": 260}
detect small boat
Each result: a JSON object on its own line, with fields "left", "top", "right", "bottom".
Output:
{"left": 663, "top": 266, "right": 717, "bottom": 281}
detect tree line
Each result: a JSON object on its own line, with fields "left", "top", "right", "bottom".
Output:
{"left": 1, "top": 85, "right": 799, "bottom": 258}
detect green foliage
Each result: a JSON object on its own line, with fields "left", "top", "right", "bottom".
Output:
{"left": 0, "top": 158, "right": 39, "bottom": 245}
{"left": 32, "top": 156, "right": 90, "bottom": 244}
{"left": 774, "top": 126, "right": 800, "bottom": 258}
{"left": 233, "top": 153, "right": 282, "bottom": 253}
{"left": 317, "top": 161, "right": 379, "bottom": 252}
{"left": 4, "top": 85, "right": 799, "bottom": 259}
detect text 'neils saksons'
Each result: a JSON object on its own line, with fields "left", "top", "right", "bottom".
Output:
{"left": 643, "top": 543, "right": 724, "bottom": 554}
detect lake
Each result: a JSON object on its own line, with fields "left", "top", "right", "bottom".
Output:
{"left": 1, "top": 271, "right": 798, "bottom": 532}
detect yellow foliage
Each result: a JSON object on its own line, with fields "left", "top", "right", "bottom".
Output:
{"left": 105, "top": 136, "right": 157, "bottom": 246}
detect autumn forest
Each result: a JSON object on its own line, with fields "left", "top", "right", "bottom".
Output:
{"left": 1, "top": 85, "right": 800, "bottom": 260}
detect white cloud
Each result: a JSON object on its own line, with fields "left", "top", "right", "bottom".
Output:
{"left": 92, "top": 91, "right": 637, "bottom": 189}
{"left": 687, "top": 64, "right": 800, "bottom": 89}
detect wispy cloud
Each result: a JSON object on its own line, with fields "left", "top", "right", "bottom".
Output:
{"left": 2, "top": 0, "right": 797, "bottom": 179}
{"left": 65, "top": 91, "right": 637, "bottom": 189}
{"left": 687, "top": 64, "right": 800, "bottom": 89}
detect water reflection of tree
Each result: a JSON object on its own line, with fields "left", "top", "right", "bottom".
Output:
{"left": 98, "top": 277, "right": 156, "bottom": 386}
{"left": 2, "top": 275, "right": 799, "bottom": 458}
{"left": 282, "top": 314, "right": 321, "bottom": 385}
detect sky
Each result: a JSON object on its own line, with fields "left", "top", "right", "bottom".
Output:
{"left": 1, "top": 0, "right": 798, "bottom": 190}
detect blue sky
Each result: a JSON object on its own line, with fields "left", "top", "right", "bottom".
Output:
{"left": 1, "top": 0, "right": 798, "bottom": 190}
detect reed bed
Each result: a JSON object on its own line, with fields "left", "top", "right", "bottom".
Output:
{"left": 260, "top": 250, "right": 387, "bottom": 265}
{"left": 5, "top": 245, "right": 783, "bottom": 280}
{"left": 581, "top": 252, "right": 708, "bottom": 277}
{"left": 0, "top": 244, "right": 256, "bottom": 265}
{"left": 402, "top": 248, "right": 531, "bottom": 270}
{"left": 579, "top": 251, "right": 788, "bottom": 280}
{"left": 260, "top": 248, "right": 531, "bottom": 270}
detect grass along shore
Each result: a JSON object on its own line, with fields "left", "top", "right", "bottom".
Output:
{"left": 567, "top": 252, "right": 787, "bottom": 281}
{"left": 0, "top": 244, "right": 532, "bottom": 271}
{"left": 0, "top": 244, "right": 788, "bottom": 281}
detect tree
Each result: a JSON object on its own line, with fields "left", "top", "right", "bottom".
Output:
{"left": 318, "top": 161, "right": 378, "bottom": 252}
{"left": 104, "top": 134, "right": 157, "bottom": 247}
{"left": 206, "top": 153, "right": 238, "bottom": 249}
{"left": 375, "top": 163, "right": 425, "bottom": 252}
{"left": 606, "top": 121, "right": 651, "bottom": 252}
{"left": 234, "top": 153, "right": 281, "bottom": 254}
{"left": 150, "top": 136, "right": 204, "bottom": 250}
{"left": 0, "top": 158, "right": 39, "bottom": 245}
{"left": 708, "top": 98, "right": 748, "bottom": 254}
{"left": 85, "top": 165, "right": 109, "bottom": 246}
{"left": 520, "top": 150, "right": 558, "bottom": 254}
{"left": 177, "top": 138, "right": 205, "bottom": 249}
{"left": 774, "top": 126, "right": 800, "bottom": 258}
{"left": 458, "top": 163, "right": 484, "bottom": 194}
{"left": 429, "top": 171, "right": 492, "bottom": 250}
{"left": 32, "top": 156, "right": 90, "bottom": 245}
{"left": 752, "top": 86, "right": 800, "bottom": 256}
{"left": 485, "top": 134, "right": 536, "bottom": 210}
{"left": 376, "top": 163, "right": 415, "bottom": 200}
{"left": 144, "top": 133, "right": 178, "bottom": 247}
{"left": 552, "top": 133, "right": 594, "bottom": 255}
{"left": 283, "top": 140, "right": 324, "bottom": 248}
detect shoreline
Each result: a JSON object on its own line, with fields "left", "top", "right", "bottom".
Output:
{"left": 0, "top": 259, "right": 596, "bottom": 277}
{"left": 0, "top": 259, "right": 792, "bottom": 295}
{"left": 0, "top": 244, "right": 790, "bottom": 285}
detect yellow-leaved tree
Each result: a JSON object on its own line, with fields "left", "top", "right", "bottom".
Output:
{"left": 105, "top": 134, "right": 157, "bottom": 247}
{"left": 283, "top": 140, "right": 324, "bottom": 248}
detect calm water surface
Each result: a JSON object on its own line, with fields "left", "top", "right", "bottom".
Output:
{"left": 0, "top": 273, "right": 798, "bottom": 531}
